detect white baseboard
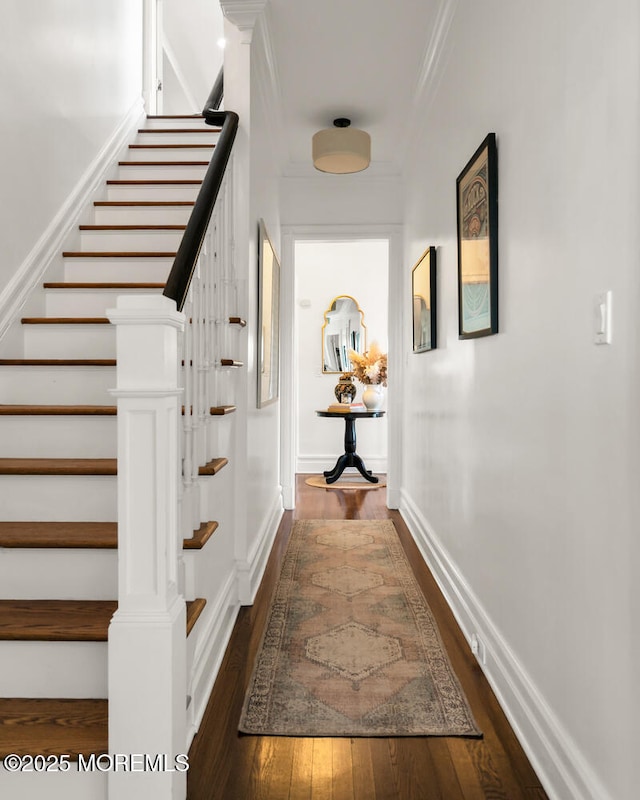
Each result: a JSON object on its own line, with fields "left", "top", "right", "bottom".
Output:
{"left": 187, "top": 568, "right": 239, "bottom": 744}
{"left": 386, "top": 488, "right": 401, "bottom": 509}
{"left": 236, "top": 488, "right": 283, "bottom": 605}
{"left": 0, "top": 97, "right": 145, "bottom": 344}
{"left": 399, "top": 489, "right": 613, "bottom": 800}
{"left": 296, "top": 455, "right": 387, "bottom": 475}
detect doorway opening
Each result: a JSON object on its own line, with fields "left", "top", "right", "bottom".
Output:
{"left": 292, "top": 238, "right": 389, "bottom": 494}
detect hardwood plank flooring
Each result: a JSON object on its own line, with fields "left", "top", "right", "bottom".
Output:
{"left": 186, "top": 475, "right": 549, "bottom": 800}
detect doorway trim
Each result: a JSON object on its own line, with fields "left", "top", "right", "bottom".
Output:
{"left": 280, "top": 224, "right": 403, "bottom": 510}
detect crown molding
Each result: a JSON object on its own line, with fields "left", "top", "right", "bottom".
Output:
{"left": 402, "top": 0, "right": 458, "bottom": 161}
{"left": 220, "top": 0, "right": 267, "bottom": 33}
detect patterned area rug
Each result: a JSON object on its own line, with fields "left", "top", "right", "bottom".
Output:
{"left": 239, "top": 519, "right": 481, "bottom": 737}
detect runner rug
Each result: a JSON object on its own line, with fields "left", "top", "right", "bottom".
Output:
{"left": 239, "top": 519, "right": 481, "bottom": 737}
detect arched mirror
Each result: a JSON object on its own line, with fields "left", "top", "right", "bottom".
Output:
{"left": 322, "top": 295, "right": 366, "bottom": 373}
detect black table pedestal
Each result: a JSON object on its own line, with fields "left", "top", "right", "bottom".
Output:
{"left": 320, "top": 413, "right": 380, "bottom": 484}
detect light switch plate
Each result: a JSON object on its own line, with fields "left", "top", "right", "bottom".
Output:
{"left": 594, "top": 291, "right": 612, "bottom": 345}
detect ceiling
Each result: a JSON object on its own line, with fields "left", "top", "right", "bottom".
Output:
{"left": 263, "top": 0, "right": 442, "bottom": 176}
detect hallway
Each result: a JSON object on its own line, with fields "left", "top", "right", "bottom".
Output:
{"left": 186, "top": 476, "right": 548, "bottom": 799}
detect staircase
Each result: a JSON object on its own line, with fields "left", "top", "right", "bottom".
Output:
{"left": 0, "top": 116, "right": 233, "bottom": 797}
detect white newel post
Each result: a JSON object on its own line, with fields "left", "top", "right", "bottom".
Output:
{"left": 107, "top": 295, "right": 187, "bottom": 800}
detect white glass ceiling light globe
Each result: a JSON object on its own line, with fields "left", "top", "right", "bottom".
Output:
{"left": 312, "top": 118, "right": 371, "bottom": 174}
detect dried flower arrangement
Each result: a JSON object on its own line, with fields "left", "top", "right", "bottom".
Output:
{"left": 347, "top": 342, "right": 388, "bottom": 386}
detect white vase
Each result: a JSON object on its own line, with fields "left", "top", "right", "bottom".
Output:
{"left": 362, "top": 384, "right": 385, "bottom": 411}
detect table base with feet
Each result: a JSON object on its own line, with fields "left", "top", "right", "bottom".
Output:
{"left": 315, "top": 409, "right": 385, "bottom": 484}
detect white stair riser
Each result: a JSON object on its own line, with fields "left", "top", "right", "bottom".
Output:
{"left": 93, "top": 205, "right": 193, "bottom": 225}
{"left": 0, "top": 549, "right": 116, "bottom": 600}
{"left": 106, "top": 183, "right": 202, "bottom": 201}
{"left": 0, "top": 416, "right": 116, "bottom": 458}
{"left": 126, "top": 145, "right": 215, "bottom": 161}
{"left": 0, "top": 771, "right": 107, "bottom": 799}
{"left": 117, "top": 164, "right": 208, "bottom": 180}
{"left": 0, "top": 475, "right": 116, "bottom": 520}
{"left": 23, "top": 325, "right": 115, "bottom": 359}
{"left": 134, "top": 131, "right": 218, "bottom": 145}
{"left": 1, "top": 641, "right": 107, "bottom": 697}
{"left": 63, "top": 257, "right": 174, "bottom": 282}
{"left": 0, "top": 550, "right": 201, "bottom": 601}
{"left": 142, "top": 118, "right": 213, "bottom": 129}
{"left": 79, "top": 229, "right": 184, "bottom": 250}
{"left": 0, "top": 367, "right": 116, "bottom": 404}
{"left": 45, "top": 288, "right": 164, "bottom": 316}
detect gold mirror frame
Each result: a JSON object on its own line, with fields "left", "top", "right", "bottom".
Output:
{"left": 257, "top": 219, "right": 280, "bottom": 407}
{"left": 321, "top": 295, "right": 367, "bottom": 374}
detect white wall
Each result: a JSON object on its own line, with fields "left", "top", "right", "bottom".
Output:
{"left": 400, "top": 2, "right": 638, "bottom": 799}
{"left": 295, "top": 240, "right": 388, "bottom": 473}
{"left": 0, "top": 0, "right": 143, "bottom": 288}
{"left": 219, "top": 11, "right": 285, "bottom": 589}
{"left": 162, "top": 0, "right": 224, "bottom": 114}
{"left": 281, "top": 173, "right": 403, "bottom": 228}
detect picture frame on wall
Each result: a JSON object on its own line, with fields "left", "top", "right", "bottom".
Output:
{"left": 411, "top": 246, "right": 437, "bottom": 352}
{"left": 456, "top": 132, "right": 498, "bottom": 338}
{"left": 257, "top": 219, "right": 280, "bottom": 407}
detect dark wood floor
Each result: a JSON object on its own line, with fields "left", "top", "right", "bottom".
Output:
{"left": 187, "top": 476, "right": 549, "bottom": 799}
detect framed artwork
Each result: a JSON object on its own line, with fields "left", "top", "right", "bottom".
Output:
{"left": 412, "top": 246, "right": 437, "bottom": 352}
{"left": 257, "top": 219, "right": 280, "bottom": 407}
{"left": 456, "top": 132, "right": 498, "bottom": 338}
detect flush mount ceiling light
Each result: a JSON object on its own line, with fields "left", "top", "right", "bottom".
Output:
{"left": 312, "top": 118, "right": 371, "bottom": 174}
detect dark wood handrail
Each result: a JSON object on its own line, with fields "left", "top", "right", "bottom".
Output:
{"left": 162, "top": 108, "right": 238, "bottom": 311}
{"left": 202, "top": 67, "right": 223, "bottom": 115}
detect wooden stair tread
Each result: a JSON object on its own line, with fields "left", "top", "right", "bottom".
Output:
{"left": 0, "top": 521, "right": 219, "bottom": 550}
{"left": 94, "top": 200, "right": 195, "bottom": 207}
{"left": 0, "top": 359, "right": 116, "bottom": 366}
{"left": 0, "top": 599, "right": 206, "bottom": 641}
{"left": 209, "top": 405, "right": 237, "bottom": 416}
{"left": 44, "top": 282, "right": 165, "bottom": 289}
{"left": 21, "top": 317, "right": 110, "bottom": 324}
{"left": 0, "top": 405, "right": 116, "bottom": 415}
{"left": 145, "top": 115, "right": 204, "bottom": 119}
{"left": 78, "top": 224, "right": 186, "bottom": 231}
{"left": 0, "top": 522, "right": 118, "bottom": 548}
{"left": 0, "top": 403, "right": 231, "bottom": 417}
{"left": 183, "top": 521, "right": 219, "bottom": 550}
{"left": 118, "top": 161, "right": 209, "bottom": 167}
{"left": 0, "top": 600, "right": 118, "bottom": 641}
{"left": 198, "top": 457, "right": 228, "bottom": 476}
{"left": 106, "top": 179, "right": 202, "bottom": 186}
{"left": 137, "top": 128, "right": 219, "bottom": 134}
{"left": 0, "top": 698, "right": 108, "bottom": 758}
{"left": 129, "top": 143, "right": 214, "bottom": 150}
{"left": 62, "top": 251, "right": 176, "bottom": 257}
{"left": 186, "top": 598, "right": 207, "bottom": 636}
{"left": 0, "top": 458, "right": 117, "bottom": 475}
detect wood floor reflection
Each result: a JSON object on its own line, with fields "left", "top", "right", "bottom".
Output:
{"left": 186, "top": 475, "right": 549, "bottom": 800}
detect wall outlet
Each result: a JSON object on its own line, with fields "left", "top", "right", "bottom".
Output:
{"left": 470, "top": 633, "right": 486, "bottom": 665}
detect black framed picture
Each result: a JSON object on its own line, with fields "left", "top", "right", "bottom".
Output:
{"left": 456, "top": 133, "right": 498, "bottom": 338}
{"left": 412, "top": 246, "right": 437, "bottom": 352}
{"left": 257, "top": 219, "right": 280, "bottom": 407}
